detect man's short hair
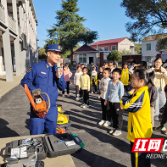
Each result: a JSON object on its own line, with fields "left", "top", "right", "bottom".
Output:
{"left": 123, "top": 62, "right": 128, "bottom": 65}
{"left": 137, "top": 65, "right": 145, "bottom": 69}
{"left": 82, "top": 67, "right": 88, "bottom": 71}
{"left": 112, "top": 68, "right": 121, "bottom": 75}
{"left": 104, "top": 68, "right": 111, "bottom": 74}
{"left": 132, "top": 60, "right": 136, "bottom": 64}
{"left": 77, "top": 66, "right": 81, "bottom": 69}
{"left": 108, "top": 61, "right": 114, "bottom": 64}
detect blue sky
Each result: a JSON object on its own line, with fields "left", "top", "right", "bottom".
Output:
{"left": 33, "top": 0, "right": 133, "bottom": 47}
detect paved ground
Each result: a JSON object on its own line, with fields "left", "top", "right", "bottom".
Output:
{"left": 0, "top": 72, "right": 25, "bottom": 99}
{"left": 0, "top": 71, "right": 167, "bottom": 167}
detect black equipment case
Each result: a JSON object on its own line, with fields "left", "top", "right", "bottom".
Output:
{"left": 5, "top": 133, "right": 82, "bottom": 160}
{"left": 5, "top": 137, "right": 47, "bottom": 160}
{"left": 44, "top": 133, "right": 81, "bottom": 158}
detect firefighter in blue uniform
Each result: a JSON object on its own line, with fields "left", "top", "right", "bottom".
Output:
{"left": 21, "top": 44, "right": 66, "bottom": 135}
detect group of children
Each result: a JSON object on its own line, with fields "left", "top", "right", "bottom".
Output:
{"left": 72, "top": 61, "right": 125, "bottom": 137}
{"left": 61, "top": 61, "right": 167, "bottom": 137}
{"left": 61, "top": 60, "right": 167, "bottom": 166}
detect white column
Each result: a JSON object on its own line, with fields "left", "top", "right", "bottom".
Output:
{"left": 2, "top": 29, "right": 13, "bottom": 81}
{"left": 1, "top": 0, "right": 13, "bottom": 80}
{"left": 14, "top": 37, "right": 21, "bottom": 76}
{"left": 0, "top": 41, "right": 5, "bottom": 75}
{"left": 19, "top": 4, "right": 23, "bottom": 31}
{"left": 19, "top": 4, "right": 25, "bottom": 73}
{"left": 21, "top": 50, "right": 26, "bottom": 73}
{"left": 1, "top": 0, "right": 8, "bottom": 26}
{"left": 12, "top": 0, "right": 18, "bottom": 34}
{"left": 12, "top": 0, "right": 21, "bottom": 76}
{"left": 25, "top": 0, "right": 30, "bottom": 70}
{"left": 21, "top": 3, "right": 29, "bottom": 72}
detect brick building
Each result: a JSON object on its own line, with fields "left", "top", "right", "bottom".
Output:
{"left": 90, "top": 37, "right": 135, "bottom": 53}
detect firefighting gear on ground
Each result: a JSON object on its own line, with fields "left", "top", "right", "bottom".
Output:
{"left": 57, "top": 104, "right": 71, "bottom": 129}
{"left": 2, "top": 133, "right": 84, "bottom": 167}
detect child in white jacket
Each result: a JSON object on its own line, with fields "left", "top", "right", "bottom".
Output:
{"left": 98, "top": 68, "right": 111, "bottom": 126}
{"left": 74, "top": 66, "right": 83, "bottom": 101}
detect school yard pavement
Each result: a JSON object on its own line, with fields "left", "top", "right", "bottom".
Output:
{"left": 0, "top": 72, "right": 25, "bottom": 99}
{"left": 0, "top": 81, "right": 167, "bottom": 167}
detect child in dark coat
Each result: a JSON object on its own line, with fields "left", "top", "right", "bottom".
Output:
{"left": 98, "top": 67, "right": 103, "bottom": 97}
{"left": 148, "top": 71, "right": 158, "bottom": 127}
{"left": 154, "top": 85, "right": 167, "bottom": 135}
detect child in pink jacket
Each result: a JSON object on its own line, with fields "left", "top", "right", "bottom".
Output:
{"left": 62, "top": 65, "right": 72, "bottom": 97}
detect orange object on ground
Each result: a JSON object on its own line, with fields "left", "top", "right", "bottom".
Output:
{"left": 56, "top": 126, "right": 66, "bottom": 134}
{"left": 24, "top": 84, "right": 50, "bottom": 118}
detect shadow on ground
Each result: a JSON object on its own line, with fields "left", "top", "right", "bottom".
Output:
{"left": 0, "top": 118, "right": 20, "bottom": 138}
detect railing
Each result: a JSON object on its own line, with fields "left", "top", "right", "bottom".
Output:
{"left": 8, "top": 13, "right": 16, "bottom": 32}
{"left": 0, "top": 3, "right": 5, "bottom": 23}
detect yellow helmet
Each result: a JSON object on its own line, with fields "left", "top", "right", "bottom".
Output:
{"left": 57, "top": 115, "right": 68, "bottom": 124}
{"left": 57, "top": 105, "right": 65, "bottom": 114}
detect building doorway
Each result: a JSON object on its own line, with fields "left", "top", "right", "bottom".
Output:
{"left": 89, "top": 57, "right": 94, "bottom": 64}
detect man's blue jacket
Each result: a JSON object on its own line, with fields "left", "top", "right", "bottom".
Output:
{"left": 21, "top": 60, "right": 67, "bottom": 119}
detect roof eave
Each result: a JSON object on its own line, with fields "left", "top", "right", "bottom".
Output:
{"left": 74, "top": 51, "right": 99, "bottom": 53}
{"left": 29, "top": 0, "right": 38, "bottom": 23}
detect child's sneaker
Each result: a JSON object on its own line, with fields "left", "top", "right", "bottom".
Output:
{"left": 67, "top": 94, "right": 70, "bottom": 97}
{"left": 76, "top": 97, "right": 79, "bottom": 101}
{"left": 109, "top": 128, "right": 116, "bottom": 134}
{"left": 153, "top": 126, "right": 162, "bottom": 131}
{"left": 76, "top": 94, "right": 80, "bottom": 101}
{"left": 80, "top": 103, "right": 85, "bottom": 108}
{"left": 62, "top": 94, "right": 65, "bottom": 98}
{"left": 83, "top": 104, "right": 89, "bottom": 108}
{"left": 112, "top": 130, "right": 122, "bottom": 136}
{"left": 97, "top": 95, "right": 101, "bottom": 99}
{"left": 91, "top": 92, "right": 94, "bottom": 94}
{"left": 103, "top": 121, "right": 111, "bottom": 127}
{"left": 98, "top": 120, "right": 105, "bottom": 126}
{"left": 161, "top": 127, "right": 167, "bottom": 135}
{"left": 154, "top": 116, "right": 160, "bottom": 121}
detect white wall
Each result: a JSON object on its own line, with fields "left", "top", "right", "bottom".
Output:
{"left": 142, "top": 40, "right": 159, "bottom": 64}
{"left": 118, "top": 38, "right": 135, "bottom": 52}
{"left": 142, "top": 40, "right": 159, "bottom": 57}
{"left": 87, "top": 53, "right": 96, "bottom": 64}
{"left": 76, "top": 53, "right": 96, "bottom": 64}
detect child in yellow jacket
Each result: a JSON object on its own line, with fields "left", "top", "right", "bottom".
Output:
{"left": 79, "top": 67, "right": 90, "bottom": 108}
{"left": 120, "top": 69, "right": 152, "bottom": 167}
{"left": 90, "top": 66, "right": 98, "bottom": 93}
{"left": 121, "top": 62, "right": 131, "bottom": 92}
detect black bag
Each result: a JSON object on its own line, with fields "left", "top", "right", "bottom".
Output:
{"left": 44, "top": 133, "right": 82, "bottom": 158}
{"left": 5, "top": 133, "right": 82, "bottom": 160}
{"left": 5, "top": 137, "right": 47, "bottom": 160}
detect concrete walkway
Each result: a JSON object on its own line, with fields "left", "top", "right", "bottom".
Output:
{"left": 0, "top": 72, "right": 25, "bottom": 99}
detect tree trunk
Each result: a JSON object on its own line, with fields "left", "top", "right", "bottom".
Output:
{"left": 70, "top": 48, "right": 73, "bottom": 66}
